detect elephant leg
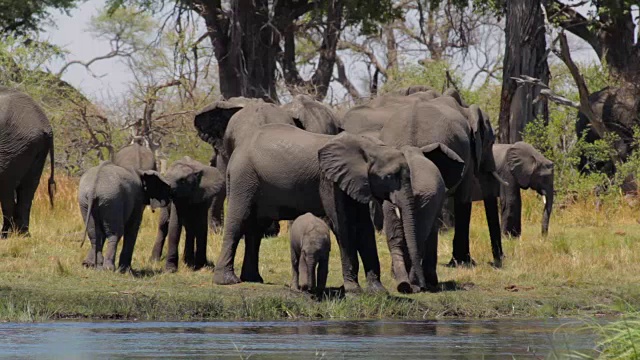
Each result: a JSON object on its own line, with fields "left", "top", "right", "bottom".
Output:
{"left": 13, "top": 150, "right": 47, "bottom": 236}
{"left": 484, "top": 195, "right": 504, "bottom": 268}
{"left": 290, "top": 246, "right": 300, "bottom": 291}
{"left": 165, "top": 202, "right": 182, "bottom": 273}
{"left": 355, "top": 204, "right": 385, "bottom": 293}
{"left": 304, "top": 253, "right": 317, "bottom": 293}
{"left": 449, "top": 199, "right": 475, "bottom": 267}
{"left": 119, "top": 212, "right": 143, "bottom": 273}
{"left": 316, "top": 258, "right": 329, "bottom": 295}
{"left": 213, "top": 170, "right": 257, "bottom": 285}
{"left": 82, "top": 213, "right": 104, "bottom": 268}
{"left": 150, "top": 205, "right": 170, "bottom": 261}
{"left": 240, "top": 217, "right": 268, "bottom": 283}
{"left": 321, "top": 184, "right": 361, "bottom": 293}
{"left": 500, "top": 184, "right": 522, "bottom": 238}
{"left": 0, "top": 191, "right": 16, "bottom": 238}
{"left": 183, "top": 217, "right": 196, "bottom": 269}
{"left": 298, "top": 252, "right": 310, "bottom": 291}
{"left": 383, "top": 201, "right": 413, "bottom": 294}
{"left": 193, "top": 204, "right": 209, "bottom": 270}
{"left": 208, "top": 192, "right": 225, "bottom": 234}
{"left": 103, "top": 233, "right": 122, "bottom": 272}
{"left": 422, "top": 227, "right": 439, "bottom": 291}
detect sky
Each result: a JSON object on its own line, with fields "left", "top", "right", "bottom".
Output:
{"left": 41, "top": 0, "right": 635, "bottom": 103}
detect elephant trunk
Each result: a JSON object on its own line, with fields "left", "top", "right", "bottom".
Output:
{"left": 393, "top": 178, "right": 426, "bottom": 291}
{"left": 541, "top": 189, "right": 553, "bottom": 236}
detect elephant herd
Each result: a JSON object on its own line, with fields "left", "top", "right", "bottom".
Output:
{"left": 0, "top": 85, "right": 555, "bottom": 296}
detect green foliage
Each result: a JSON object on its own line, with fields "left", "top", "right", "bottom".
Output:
{"left": 0, "top": 0, "right": 81, "bottom": 36}
{"left": 341, "top": 0, "right": 403, "bottom": 35}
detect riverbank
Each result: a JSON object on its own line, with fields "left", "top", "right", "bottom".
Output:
{"left": 1, "top": 175, "right": 640, "bottom": 321}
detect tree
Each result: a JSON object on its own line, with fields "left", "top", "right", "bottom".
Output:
{"left": 0, "top": 0, "right": 80, "bottom": 36}
{"left": 543, "top": 0, "right": 640, "bottom": 83}
{"left": 107, "top": 0, "right": 400, "bottom": 102}
{"left": 498, "top": 0, "right": 549, "bottom": 143}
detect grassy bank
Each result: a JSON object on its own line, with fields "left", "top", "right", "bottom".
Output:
{"left": 1, "top": 174, "right": 640, "bottom": 321}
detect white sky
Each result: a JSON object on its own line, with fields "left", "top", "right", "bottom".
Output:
{"left": 41, "top": 0, "right": 625, "bottom": 103}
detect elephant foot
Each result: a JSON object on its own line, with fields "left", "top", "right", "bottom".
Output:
{"left": 240, "top": 271, "right": 264, "bottom": 283}
{"left": 213, "top": 269, "right": 242, "bottom": 285}
{"left": 165, "top": 263, "right": 178, "bottom": 273}
{"left": 104, "top": 261, "right": 116, "bottom": 272}
{"left": 397, "top": 281, "right": 414, "bottom": 294}
{"left": 366, "top": 281, "right": 387, "bottom": 294}
{"left": 149, "top": 254, "right": 163, "bottom": 262}
{"left": 490, "top": 256, "right": 504, "bottom": 269}
{"left": 445, "top": 257, "right": 476, "bottom": 268}
{"left": 118, "top": 265, "right": 132, "bottom": 274}
{"left": 343, "top": 280, "right": 363, "bottom": 294}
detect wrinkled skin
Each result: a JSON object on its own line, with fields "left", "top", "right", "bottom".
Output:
{"left": 213, "top": 124, "right": 427, "bottom": 293}
{"left": 289, "top": 213, "right": 331, "bottom": 295}
{"left": 343, "top": 87, "right": 504, "bottom": 268}
{"left": 113, "top": 143, "right": 157, "bottom": 171}
{"left": 194, "top": 96, "right": 341, "bottom": 233}
{"left": 576, "top": 86, "right": 639, "bottom": 193}
{"left": 150, "top": 157, "right": 225, "bottom": 272}
{"left": 0, "top": 87, "right": 56, "bottom": 238}
{"left": 78, "top": 162, "right": 170, "bottom": 272}
{"left": 381, "top": 144, "right": 465, "bottom": 293}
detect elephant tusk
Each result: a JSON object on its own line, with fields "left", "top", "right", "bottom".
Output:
{"left": 542, "top": 196, "right": 547, "bottom": 205}
{"left": 492, "top": 171, "right": 509, "bottom": 187}
{"left": 394, "top": 206, "right": 401, "bottom": 219}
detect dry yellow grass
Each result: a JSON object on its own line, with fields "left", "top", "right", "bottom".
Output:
{"left": 1, "top": 173, "right": 639, "bottom": 321}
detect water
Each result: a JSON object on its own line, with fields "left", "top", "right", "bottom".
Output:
{"left": 0, "top": 319, "right": 597, "bottom": 359}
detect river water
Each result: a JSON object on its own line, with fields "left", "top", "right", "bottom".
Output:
{"left": 0, "top": 319, "right": 598, "bottom": 359}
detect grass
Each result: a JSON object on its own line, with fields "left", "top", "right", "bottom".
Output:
{"left": 1, "top": 173, "right": 640, "bottom": 321}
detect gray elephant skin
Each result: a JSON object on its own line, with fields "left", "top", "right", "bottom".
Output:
{"left": 343, "top": 87, "right": 506, "bottom": 268}
{"left": 381, "top": 144, "right": 464, "bottom": 293}
{"left": 194, "top": 95, "right": 341, "bottom": 232}
{"left": 490, "top": 142, "right": 554, "bottom": 237}
{"left": 289, "top": 213, "right": 331, "bottom": 294}
{"left": 113, "top": 143, "right": 157, "bottom": 171}
{"left": 214, "top": 123, "right": 445, "bottom": 293}
{"left": 0, "top": 87, "right": 56, "bottom": 237}
{"left": 150, "top": 156, "right": 225, "bottom": 272}
{"left": 78, "top": 162, "right": 171, "bottom": 271}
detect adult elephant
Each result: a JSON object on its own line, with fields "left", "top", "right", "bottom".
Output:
{"left": 344, "top": 88, "right": 506, "bottom": 267}
{"left": 194, "top": 96, "right": 341, "bottom": 232}
{"left": 214, "top": 124, "right": 455, "bottom": 293}
{"left": 0, "top": 87, "right": 56, "bottom": 237}
{"left": 576, "top": 86, "right": 639, "bottom": 193}
{"left": 113, "top": 142, "right": 157, "bottom": 171}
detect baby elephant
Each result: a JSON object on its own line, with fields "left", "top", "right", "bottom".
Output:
{"left": 151, "top": 156, "right": 225, "bottom": 272}
{"left": 289, "top": 213, "right": 331, "bottom": 294}
{"left": 78, "top": 162, "right": 170, "bottom": 271}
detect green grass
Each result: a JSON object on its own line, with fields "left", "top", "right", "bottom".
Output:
{"left": 1, "top": 174, "right": 640, "bottom": 321}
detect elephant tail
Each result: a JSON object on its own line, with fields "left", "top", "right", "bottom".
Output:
{"left": 47, "top": 135, "right": 56, "bottom": 209}
{"left": 80, "top": 161, "right": 108, "bottom": 248}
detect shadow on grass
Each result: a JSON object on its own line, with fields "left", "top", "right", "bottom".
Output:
{"left": 129, "top": 268, "right": 164, "bottom": 278}
{"left": 437, "top": 280, "right": 475, "bottom": 292}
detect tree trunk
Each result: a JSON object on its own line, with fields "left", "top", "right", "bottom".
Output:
{"left": 498, "top": 0, "right": 549, "bottom": 144}
{"left": 196, "top": 0, "right": 279, "bottom": 102}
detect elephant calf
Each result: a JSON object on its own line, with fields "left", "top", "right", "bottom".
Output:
{"left": 79, "top": 162, "right": 171, "bottom": 271}
{"left": 290, "top": 213, "right": 331, "bottom": 294}
{"left": 151, "top": 157, "right": 225, "bottom": 272}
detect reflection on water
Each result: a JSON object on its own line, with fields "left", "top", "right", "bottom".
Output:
{"left": 0, "top": 319, "right": 597, "bottom": 359}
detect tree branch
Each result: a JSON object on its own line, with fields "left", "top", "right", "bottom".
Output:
{"left": 542, "top": 0, "right": 603, "bottom": 58}
{"left": 335, "top": 56, "right": 362, "bottom": 100}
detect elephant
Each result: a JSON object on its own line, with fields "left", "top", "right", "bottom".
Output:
{"left": 289, "top": 213, "right": 331, "bottom": 294}
{"left": 150, "top": 156, "right": 225, "bottom": 272}
{"left": 440, "top": 142, "right": 555, "bottom": 238}
{"left": 213, "top": 123, "right": 448, "bottom": 293}
{"left": 380, "top": 144, "right": 465, "bottom": 293}
{"left": 78, "top": 162, "right": 171, "bottom": 271}
{"left": 576, "top": 86, "right": 639, "bottom": 193}
{"left": 113, "top": 142, "right": 157, "bottom": 171}
{"left": 0, "top": 87, "right": 56, "bottom": 238}
{"left": 343, "top": 87, "right": 506, "bottom": 268}
{"left": 194, "top": 96, "right": 341, "bottom": 232}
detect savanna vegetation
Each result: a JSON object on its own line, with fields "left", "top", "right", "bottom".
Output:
{"left": 0, "top": 3, "right": 639, "bottom": 358}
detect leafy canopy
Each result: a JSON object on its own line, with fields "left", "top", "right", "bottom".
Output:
{"left": 0, "top": 0, "right": 81, "bottom": 36}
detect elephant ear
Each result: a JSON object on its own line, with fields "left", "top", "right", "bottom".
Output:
{"left": 139, "top": 170, "right": 172, "bottom": 209}
{"left": 507, "top": 143, "right": 537, "bottom": 189}
{"left": 193, "top": 97, "right": 257, "bottom": 153}
{"left": 420, "top": 143, "right": 466, "bottom": 189}
{"left": 468, "top": 104, "right": 486, "bottom": 173}
{"left": 318, "top": 133, "right": 372, "bottom": 204}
